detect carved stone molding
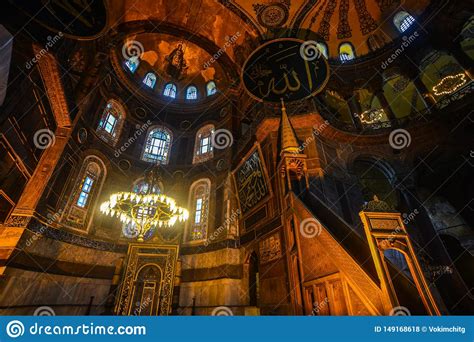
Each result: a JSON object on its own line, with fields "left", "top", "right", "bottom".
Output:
{"left": 33, "top": 45, "right": 71, "bottom": 128}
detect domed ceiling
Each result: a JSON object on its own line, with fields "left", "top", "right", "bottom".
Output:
{"left": 107, "top": 0, "right": 431, "bottom": 59}
{"left": 124, "top": 33, "right": 227, "bottom": 87}
{"left": 107, "top": 0, "right": 254, "bottom": 65}
{"left": 220, "top": 0, "right": 430, "bottom": 56}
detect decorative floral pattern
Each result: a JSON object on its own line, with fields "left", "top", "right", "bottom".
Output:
{"left": 337, "top": 0, "right": 352, "bottom": 39}
{"left": 354, "top": 0, "right": 378, "bottom": 35}
{"left": 318, "top": 0, "right": 337, "bottom": 41}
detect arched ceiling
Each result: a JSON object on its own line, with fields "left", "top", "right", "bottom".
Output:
{"left": 107, "top": 0, "right": 431, "bottom": 59}
{"left": 126, "top": 33, "right": 227, "bottom": 86}
{"left": 107, "top": 0, "right": 257, "bottom": 65}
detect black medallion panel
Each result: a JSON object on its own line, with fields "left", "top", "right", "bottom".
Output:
{"left": 242, "top": 38, "right": 329, "bottom": 102}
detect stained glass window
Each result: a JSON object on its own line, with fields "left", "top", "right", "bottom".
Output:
{"left": 193, "top": 124, "right": 215, "bottom": 164}
{"left": 65, "top": 158, "right": 105, "bottom": 231}
{"left": 339, "top": 43, "right": 355, "bottom": 62}
{"left": 186, "top": 86, "right": 198, "bottom": 100}
{"left": 187, "top": 179, "right": 210, "bottom": 241}
{"left": 97, "top": 100, "right": 125, "bottom": 146}
{"left": 77, "top": 176, "right": 94, "bottom": 208}
{"left": 143, "top": 72, "right": 157, "bottom": 89}
{"left": 125, "top": 56, "right": 139, "bottom": 73}
{"left": 394, "top": 11, "right": 416, "bottom": 33}
{"left": 163, "top": 83, "right": 177, "bottom": 98}
{"left": 206, "top": 81, "right": 217, "bottom": 96}
{"left": 74, "top": 161, "right": 101, "bottom": 209}
{"left": 142, "top": 127, "right": 172, "bottom": 164}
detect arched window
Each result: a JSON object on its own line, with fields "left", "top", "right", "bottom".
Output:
{"left": 125, "top": 56, "right": 140, "bottom": 73}
{"left": 163, "top": 83, "right": 177, "bottom": 98}
{"left": 186, "top": 179, "right": 211, "bottom": 242}
{"left": 186, "top": 85, "right": 198, "bottom": 100}
{"left": 96, "top": 99, "right": 125, "bottom": 146}
{"left": 394, "top": 11, "right": 416, "bottom": 33}
{"left": 142, "top": 126, "right": 172, "bottom": 164}
{"left": 206, "top": 81, "right": 217, "bottom": 96}
{"left": 317, "top": 42, "right": 329, "bottom": 59}
{"left": 193, "top": 124, "right": 215, "bottom": 164}
{"left": 339, "top": 43, "right": 355, "bottom": 62}
{"left": 143, "top": 72, "right": 157, "bottom": 89}
{"left": 64, "top": 156, "right": 106, "bottom": 231}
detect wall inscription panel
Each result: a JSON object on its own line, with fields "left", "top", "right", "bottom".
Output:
{"left": 233, "top": 146, "right": 271, "bottom": 215}
{"left": 259, "top": 233, "right": 282, "bottom": 264}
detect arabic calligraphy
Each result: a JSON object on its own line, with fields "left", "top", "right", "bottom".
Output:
{"left": 242, "top": 39, "right": 329, "bottom": 102}
{"left": 235, "top": 150, "right": 269, "bottom": 214}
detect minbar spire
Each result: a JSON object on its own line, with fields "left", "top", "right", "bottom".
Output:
{"left": 279, "top": 98, "right": 300, "bottom": 154}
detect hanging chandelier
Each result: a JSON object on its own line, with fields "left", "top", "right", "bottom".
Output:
{"left": 432, "top": 73, "right": 467, "bottom": 96}
{"left": 100, "top": 167, "right": 189, "bottom": 242}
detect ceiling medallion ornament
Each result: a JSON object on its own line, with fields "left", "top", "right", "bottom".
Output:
{"left": 242, "top": 38, "right": 329, "bottom": 103}
{"left": 432, "top": 73, "right": 468, "bottom": 97}
{"left": 254, "top": 1, "right": 290, "bottom": 29}
{"left": 100, "top": 167, "right": 189, "bottom": 242}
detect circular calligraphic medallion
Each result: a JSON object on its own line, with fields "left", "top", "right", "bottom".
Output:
{"left": 241, "top": 38, "right": 329, "bottom": 103}
{"left": 258, "top": 4, "right": 289, "bottom": 29}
